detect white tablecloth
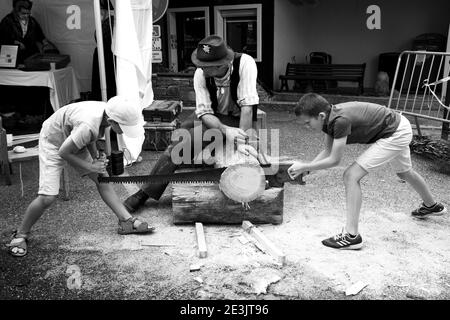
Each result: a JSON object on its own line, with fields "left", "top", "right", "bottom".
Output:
{"left": 0, "top": 66, "right": 81, "bottom": 111}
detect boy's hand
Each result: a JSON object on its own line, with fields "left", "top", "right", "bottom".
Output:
{"left": 91, "top": 157, "right": 109, "bottom": 174}
{"left": 288, "top": 161, "right": 308, "bottom": 179}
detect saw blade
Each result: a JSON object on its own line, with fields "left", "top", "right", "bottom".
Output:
{"left": 97, "top": 163, "right": 307, "bottom": 186}
{"left": 98, "top": 168, "right": 227, "bottom": 184}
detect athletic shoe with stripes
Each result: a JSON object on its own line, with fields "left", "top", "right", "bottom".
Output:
{"left": 322, "top": 229, "right": 363, "bottom": 250}
{"left": 411, "top": 202, "right": 447, "bottom": 219}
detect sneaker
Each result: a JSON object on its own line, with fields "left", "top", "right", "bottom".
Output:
{"left": 411, "top": 202, "right": 447, "bottom": 219}
{"left": 322, "top": 229, "right": 363, "bottom": 250}
{"left": 123, "top": 190, "right": 149, "bottom": 213}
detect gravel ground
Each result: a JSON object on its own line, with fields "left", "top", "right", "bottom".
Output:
{"left": 0, "top": 106, "right": 449, "bottom": 300}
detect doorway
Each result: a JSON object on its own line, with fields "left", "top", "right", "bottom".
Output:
{"left": 167, "top": 7, "right": 210, "bottom": 72}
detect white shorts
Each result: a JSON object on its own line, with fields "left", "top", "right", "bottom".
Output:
{"left": 356, "top": 115, "right": 413, "bottom": 173}
{"left": 38, "top": 135, "right": 92, "bottom": 196}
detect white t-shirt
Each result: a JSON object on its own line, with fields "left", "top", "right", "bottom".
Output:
{"left": 41, "top": 101, "right": 106, "bottom": 150}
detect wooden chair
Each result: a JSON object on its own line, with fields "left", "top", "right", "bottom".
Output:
{"left": 0, "top": 116, "right": 69, "bottom": 199}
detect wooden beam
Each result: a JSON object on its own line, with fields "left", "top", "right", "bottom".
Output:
{"left": 195, "top": 222, "right": 207, "bottom": 258}
{"left": 242, "top": 220, "right": 286, "bottom": 266}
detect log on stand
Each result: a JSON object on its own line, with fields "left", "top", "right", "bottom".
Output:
{"left": 172, "top": 146, "right": 284, "bottom": 225}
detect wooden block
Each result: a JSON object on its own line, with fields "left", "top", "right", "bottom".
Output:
{"left": 242, "top": 220, "right": 286, "bottom": 265}
{"left": 255, "top": 109, "right": 267, "bottom": 131}
{"left": 190, "top": 263, "right": 203, "bottom": 272}
{"left": 195, "top": 222, "right": 208, "bottom": 258}
{"left": 172, "top": 176, "right": 284, "bottom": 225}
{"left": 255, "top": 109, "right": 267, "bottom": 153}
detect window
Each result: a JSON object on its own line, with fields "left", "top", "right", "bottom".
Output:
{"left": 214, "top": 4, "right": 262, "bottom": 62}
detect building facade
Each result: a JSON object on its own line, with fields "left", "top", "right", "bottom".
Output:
{"left": 154, "top": 0, "right": 450, "bottom": 91}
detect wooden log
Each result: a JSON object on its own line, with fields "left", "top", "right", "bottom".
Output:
{"left": 195, "top": 222, "right": 208, "bottom": 258}
{"left": 219, "top": 162, "right": 266, "bottom": 203}
{"left": 172, "top": 177, "right": 284, "bottom": 225}
{"left": 242, "top": 220, "right": 286, "bottom": 266}
{"left": 172, "top": 134, "right": 284, "bottom": 225}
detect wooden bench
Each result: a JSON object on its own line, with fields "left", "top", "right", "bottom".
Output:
{"left": 279, "top": 63, "right": 366, "bottom": 94}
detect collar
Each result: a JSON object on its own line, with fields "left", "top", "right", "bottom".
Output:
{"left": 214, "top": 63, "right": 233, "bottom": 86}
{"left": 322, "top": 105, "right": 333, "bottom": 131}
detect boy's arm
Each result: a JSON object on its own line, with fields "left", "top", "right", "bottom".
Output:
{"left": 288, "top": 136, "right": 347, "bottom": 178}
{"left": 87, "top": 142, "right": 99, "bottom": 159}
{"left": 312, "top": 134, "right": 333, "bottom": 162}
{"left": 58, "top": 138, "right": 107, "bottom": 174}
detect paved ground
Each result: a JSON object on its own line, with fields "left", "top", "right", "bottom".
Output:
{"left": 1, "top": 106, "right": 449, "bottom": 300}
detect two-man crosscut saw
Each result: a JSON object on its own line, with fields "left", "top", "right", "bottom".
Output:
{"left": 98, "top": 163, "right": 307, "bottom": 187}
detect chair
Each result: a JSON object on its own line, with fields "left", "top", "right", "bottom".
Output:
{"left": 0, "top": 116, "right": 69, "bottom": 199}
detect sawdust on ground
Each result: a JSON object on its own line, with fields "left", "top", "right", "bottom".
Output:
{"left": 0, "top": 107, "right": 449, "bottom": 300}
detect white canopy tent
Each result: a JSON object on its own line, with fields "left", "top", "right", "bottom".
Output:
{"left": 0, "top": 0, "right": 155, "bottom": 161}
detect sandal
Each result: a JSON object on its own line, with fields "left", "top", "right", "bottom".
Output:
{"left": 6, "top": 231, "right": 29, "bottom": 257}
{"left": 118, "top": 217, "right": 155, "bottom": 235}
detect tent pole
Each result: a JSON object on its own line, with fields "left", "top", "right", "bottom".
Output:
{"left": 93, "top": 0, "right": 108, "bottom": 102}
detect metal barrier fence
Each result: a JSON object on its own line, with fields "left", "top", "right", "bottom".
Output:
{"left": 388, "top": 51, "right": 450, "bottom": 138}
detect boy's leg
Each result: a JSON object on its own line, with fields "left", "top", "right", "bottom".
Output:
{"left": 321, "top": 162, "right": 366, "bottom": 250}
{"left": 88, "top": 173, "right": 155, "bottom": 232}
{"left": 17, "top": 195, "right": 57, "bottom": 235}
{"left": 397, "top": 169, "right": 435, "bottom": 206}
{"left": 89, "top": 173, "right": 133, "bottom": 221}
{"left": 388, "top": 115, "right": 446, "bottom": 217}
{"left": 394, "top": 161, "right": 447, "bottom": 218}
{"left": 10, "top": 137, "right": 61, "bottom": 256}
{"left": 343, "top": 162, "right": 368, "bottom": 235}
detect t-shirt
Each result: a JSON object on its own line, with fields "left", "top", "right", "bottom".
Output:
{"left": 322, "top": 102, "right": 401, "bottom": 144}
{"left": 41, "top": 101, "right": 106, "bottom": 150}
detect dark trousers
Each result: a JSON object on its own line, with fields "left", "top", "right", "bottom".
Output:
{"left": 141, "top": 112, "right": 240, "bottom": 200}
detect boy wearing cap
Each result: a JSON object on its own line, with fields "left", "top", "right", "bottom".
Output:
{"left": 289, "top": 93, "right": 447, "bottom": 250}
{"left": 8, "top": 96, "right": 154, "bottom": 257}
{"left": 124, "top": 35, "right": 260, "bottom": 212}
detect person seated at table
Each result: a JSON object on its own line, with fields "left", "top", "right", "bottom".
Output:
{"left": 0, "top": 0, "right": 55, "bottom": 64}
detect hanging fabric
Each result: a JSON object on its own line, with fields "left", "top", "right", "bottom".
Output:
{"left": 112, "top": 0, "right": 154, "bottom": 162}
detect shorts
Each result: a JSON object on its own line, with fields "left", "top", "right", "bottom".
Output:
{"left": 38, "top": 135, "right": 92, "bottom": 196}
{"left": 356, "top": 115, "right": 413, "bottom": 173}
